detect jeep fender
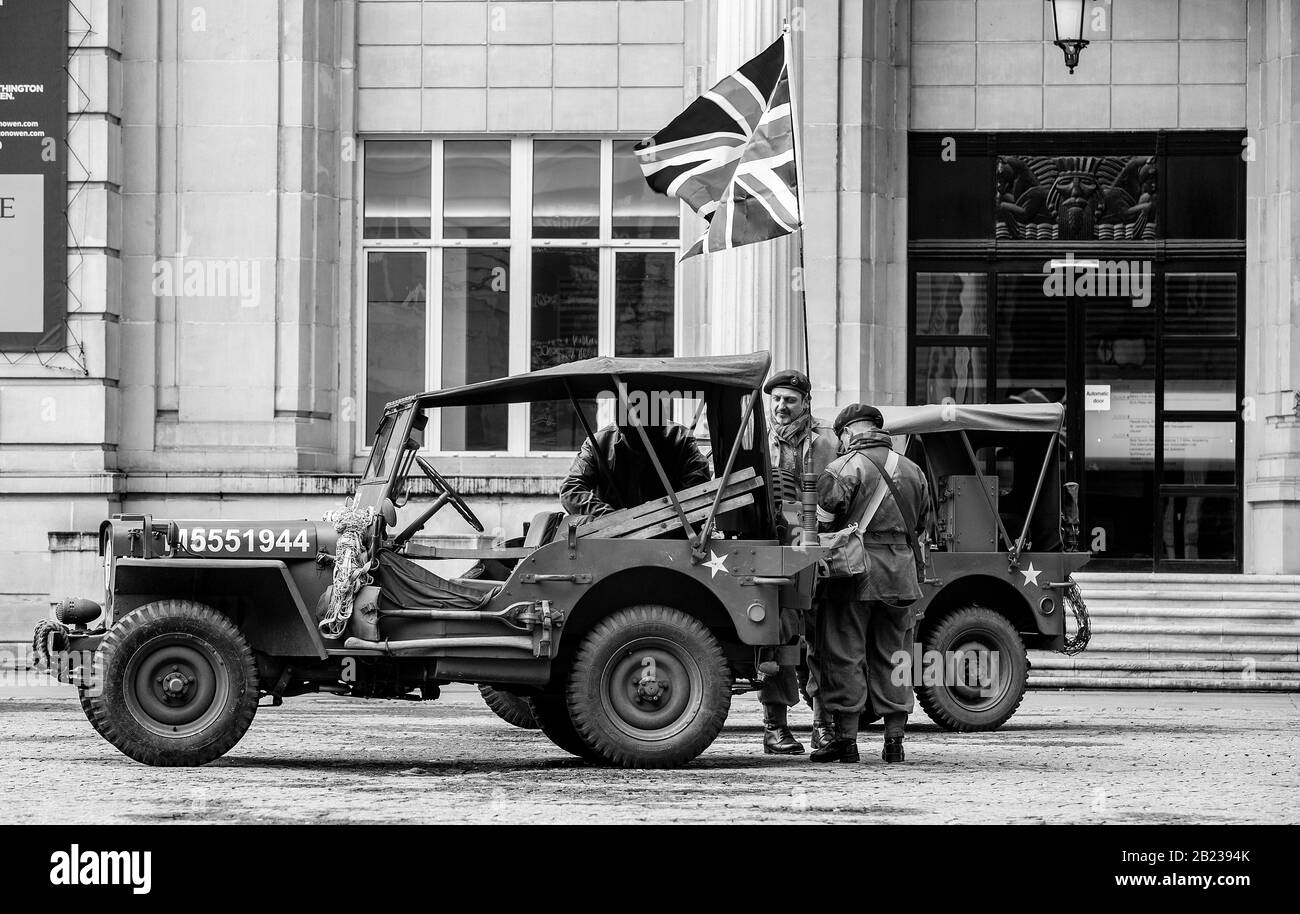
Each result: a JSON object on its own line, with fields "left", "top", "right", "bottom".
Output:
{"left": 111, "top": 558, "right": 328, "bottom": 659}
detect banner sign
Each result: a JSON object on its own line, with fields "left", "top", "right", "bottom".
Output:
{"left": 0, "top": 0, "right": 68, "bottom": 349}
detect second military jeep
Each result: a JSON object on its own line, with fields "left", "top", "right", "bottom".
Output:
{"left": 870, "top": 401, "right": 1092, "bottom": 732}
{"left": 35, "top": 352, "right": 824, "bottom": 768}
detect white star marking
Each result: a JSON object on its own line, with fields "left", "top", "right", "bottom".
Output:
{"left": 1019, "top": 562, "right": 1042, "bottom": 587}
{"left": 703, "top": 550, "right": 731, "bottom": 578}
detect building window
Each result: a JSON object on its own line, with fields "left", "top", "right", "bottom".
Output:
{"left": 360, "top": 138, "right": 681, "bottom": 454}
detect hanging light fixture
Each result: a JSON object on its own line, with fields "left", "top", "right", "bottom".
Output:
{"left": 1048, "top": 0, "right": 1090, "bottom": 74}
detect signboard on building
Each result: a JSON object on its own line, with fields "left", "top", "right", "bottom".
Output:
{"left": 0, "top": 0, "right": 68, "bottom": 349}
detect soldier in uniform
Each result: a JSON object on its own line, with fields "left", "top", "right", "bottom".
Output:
{"left": 759, "top": 369, "right": 839, "bottom": 754}
{"left": 811, "top": 404, "right": 930, "bottom": 764}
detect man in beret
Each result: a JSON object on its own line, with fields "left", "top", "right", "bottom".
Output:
{"left": 811, "top": 404, "right": 931, "bottom": 764}
{"left": 758, "top": 369, "right": 840, "bottom": 755}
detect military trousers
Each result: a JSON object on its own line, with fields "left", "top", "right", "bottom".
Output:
{"left": 817, "top": 594, "right": 916, "bottom": 722}
{"left": 759, "top": 591, "right": 828, "bottom": 710}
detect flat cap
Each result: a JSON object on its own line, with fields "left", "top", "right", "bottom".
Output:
{"left": 763, "top": 369, "right": 811, "bottom": 396}
{"left": 833, "top": 403, "right": 883, "bottom": 436}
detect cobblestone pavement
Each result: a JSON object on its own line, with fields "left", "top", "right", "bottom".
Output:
{"left": 1, "top": 686, "right": 1296, "bottom": 824}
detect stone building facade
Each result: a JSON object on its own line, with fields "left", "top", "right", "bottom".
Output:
{"left": 1, "top": 0, "right": 1296, "bottom": 645}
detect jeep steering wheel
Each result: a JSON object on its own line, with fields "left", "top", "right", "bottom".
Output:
{"left": 415, "top": 456, "right": 484, "bottom": 533}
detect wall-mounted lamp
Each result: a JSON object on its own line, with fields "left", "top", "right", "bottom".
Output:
{"left": 1048, "top": 0, "right": 1090, "bottom": 74}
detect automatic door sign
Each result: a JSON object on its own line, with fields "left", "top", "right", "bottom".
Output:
{"left": 1084, "top": 384, "right": 1110, "bottom": 411}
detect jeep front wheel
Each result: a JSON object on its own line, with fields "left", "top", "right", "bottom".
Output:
{"left": 566, "top": 605, "right": 731, "bottom": 768}
{"left": 87, "top": 600, "right": 259, "bottom": 766}
{"left": 915, "top": 604, "right": 1028, "bottom": 732}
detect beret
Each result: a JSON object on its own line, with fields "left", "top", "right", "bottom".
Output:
{"left": 833, "top": 404, "right": 883, "bottom": 436}
{"left": 763, "top": 369, "right": 811, "bottom": 396}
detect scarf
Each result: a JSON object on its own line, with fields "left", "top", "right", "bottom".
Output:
{"left": 771, "top": 412, "right": 812, "bottom": 477}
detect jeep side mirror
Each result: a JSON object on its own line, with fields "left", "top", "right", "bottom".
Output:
{"left": 379, "top": 498, "right": 398, "bottom": 531}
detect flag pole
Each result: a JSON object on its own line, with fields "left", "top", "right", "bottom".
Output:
{"left": 782, "top": 21, "right": 812, "bottom": 377}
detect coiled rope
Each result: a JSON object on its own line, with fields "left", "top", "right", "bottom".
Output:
{"left": 320, "top": 503, "right": 376, "bottom": 638}
{"left": 1061, "top": 576, "right": 1092, "bottom": 656}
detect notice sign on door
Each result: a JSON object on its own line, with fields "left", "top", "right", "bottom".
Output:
{"left": 1084, "top": 384, "right": 1111, "bottom": 411}
{"left": 0, "top": 0, "right": 68, "bottom": 348}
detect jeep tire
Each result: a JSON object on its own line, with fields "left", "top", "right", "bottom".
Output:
{"left": 915, "top": 604, "right": 1028, "bottom": 732}
{"left": 87, "top": 600, "right": 259, "bottom": 766}
{"left": 566, "top": 605, "right": 731, "bottom": 768}
{"left": 526, "top": 693, "right": 600, "bottom": 760}
{"left": 478, "top": 684, "right": 539, "bottom": 729}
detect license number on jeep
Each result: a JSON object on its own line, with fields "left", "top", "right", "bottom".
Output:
{"left": 177, "top": 525, "right": 315, "bottom": 556}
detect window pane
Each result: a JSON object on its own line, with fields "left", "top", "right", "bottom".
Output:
{"left": 1165, "top": 273, "right": 1237, "bottom": 336}
{"left": 916, "top": 272, "right": 987, "bottom": 335}
{"left": 1164, "top": 155, "right": 1243, "bottom": 239}
{"left": 533, "top": 140, "right": 600, "bottom": 238}
{"left": 908, "top": 137, "right": 992, "bottom": 239}
{"left": 612, "top": 140, "right": 678, "bottom": 239}
{"left": 1161, "top": 495, "right": 1235, "bottom": 561}
{"left": 995, "top": 275, "right": 1067, "bottom": 403}
{"left": 441, "top": 248, "right": 510, "bottom": 450}
{"left": 364, "top": 142, "right": 431, "bottom": 239}
{"left": 1164, "top": 345, "right": 1236, "bottom": 411}
{"left": 444, "top": 140, "right": 510, "bottom": 239}
{"left": 366, "top": 252, "right": 426, "bottom": 438}
{"left": 1163, "top": 421, "right": 1236, "bottom": 484}
{"left": 615, "top": 251, "right": 674, "bottom": 357}
{"left": 530, "top": 249, "right": 599, "bottom": 449}
{"left": 914, "top": 346, "right": 986, "bottom": 404}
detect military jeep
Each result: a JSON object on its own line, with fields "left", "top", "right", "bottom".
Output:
{"left": 872, "top": 401, "right": 1092, "bottom": 732}
{"left": 35, "top": 352, "right": 824, "bottom": 768}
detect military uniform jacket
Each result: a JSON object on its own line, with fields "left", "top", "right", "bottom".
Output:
{"left": 560, "top": 423, "right": 712, "bottom": 517}
{"left": 816, "top": 429, "right": 931, "bottom": 604}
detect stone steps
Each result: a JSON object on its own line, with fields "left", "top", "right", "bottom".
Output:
{"left": 1029, "top": 573, "right": 1300, "bottom": 691}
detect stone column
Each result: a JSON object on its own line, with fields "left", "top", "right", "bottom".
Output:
{"left": 1244, "top": 0, "right": 1300, "bottom": 572}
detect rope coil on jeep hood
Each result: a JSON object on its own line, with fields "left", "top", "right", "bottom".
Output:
{"left": 320, "top": 504, "right": 376, "bottom": 638}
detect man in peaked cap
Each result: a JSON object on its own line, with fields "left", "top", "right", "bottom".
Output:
{"left": 758, "top": 368, "right": 840, "bottom": 755}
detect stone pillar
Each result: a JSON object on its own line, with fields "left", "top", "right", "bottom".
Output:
{"left": 119, "top": 0, "right": 345, "bottom": 474}
{"left": 803, "top": 0, "right": 908, "bottom": 417}
{"left": 1244, "top": 0, "right": 1300, "bottom": 572}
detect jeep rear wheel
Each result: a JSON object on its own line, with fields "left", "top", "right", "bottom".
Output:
{"left": 915, "top": 604, "right": 1028, "bottom": 732}
{"left": 87, "top": 600, "right": 259, "bottom": 766}
{"left": 566, "top": 605, "right": 731, "bottom": 768}
{"left": 478, "top": 684, "right": 539, "bottom": 729}
{"left": 526, "top": 693, "right": 600, "bottom": 760}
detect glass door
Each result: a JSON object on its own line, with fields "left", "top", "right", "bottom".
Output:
{"left": 1077, "top": 296, "right": 1156, "bottom": 566}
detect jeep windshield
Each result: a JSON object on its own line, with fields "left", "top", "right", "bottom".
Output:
{"left": 354, "top": 403, "right": 422, "bottom": 511}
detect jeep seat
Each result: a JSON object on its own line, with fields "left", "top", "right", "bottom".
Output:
{"left": 523, "top": 510, "right": 565, "bottom": 548}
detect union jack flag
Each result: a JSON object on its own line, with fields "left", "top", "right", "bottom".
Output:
{"left": 634, "top": 34, "right": 801, "bottom": 258}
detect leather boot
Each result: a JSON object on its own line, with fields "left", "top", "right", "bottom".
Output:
{"left": 811, "top": 712, "right": 859, "bottom": 763}
{"left": 811, "top": 715, "right": 835, "bottom": 750}
{"left": 810, "top": 737, "right": 859, "bottom": 763}
{"left": 762, "top": 703, "right": 804, "bottom": 755}
{"left": 882, "top": 736, "right": 905, "bottom": 763}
